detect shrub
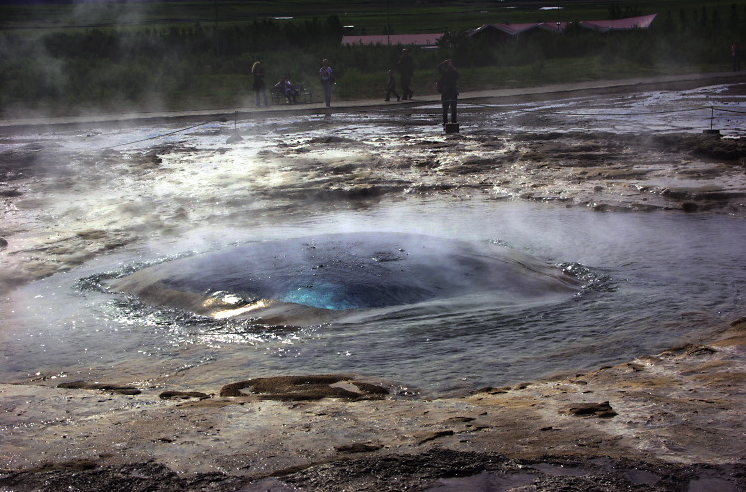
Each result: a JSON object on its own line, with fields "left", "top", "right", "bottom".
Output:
{"left": 2, "top": 7, "right": 744, "bottom": 117}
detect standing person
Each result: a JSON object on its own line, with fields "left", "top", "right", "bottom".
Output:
{"left": 251, "top": 61, "right": 269, "bottom": 107}
{"left": 319, "top": 59, "right": 334, "bottom": 107}
{"left": 733, "top": 41, "right": 741, "bottom": 72}
{"left": 437, "top": 59, "right": 459, "bottom": 126}
{"left": 398, "top": 49, "right": 414, "bottom": 100}
{"left": 384, "top": 69, "right": 400, "bottom": 102}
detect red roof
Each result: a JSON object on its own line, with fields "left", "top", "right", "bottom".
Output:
{"left": 579, "top": 14, "right": 657, "bottom": 32}
{"left": 467, "top": 14, "right": 656, "bottom": 39}
{"left": 341, "top": 34, "right": 444, "bottom": 47}
{"left": 538, "top": 22, "right": 570, "bottom": 34}
{"left": 468, "top": 21, "right": 570, "bottom": 38}
{"left": 493, "top": 23, "right": 540, "bottom": 36}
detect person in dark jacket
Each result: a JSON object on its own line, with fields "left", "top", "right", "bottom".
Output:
{"left": 437, "top": 59, "right": 459, "bottom": 125}
{"left": 251, "top": 61, "right": 269, "bottom": 107}
{"left": 385, "top": 69, "right": 400, "bottom": 102}
{"left": 398, "top": 49, "right": 414, "bottom": 100}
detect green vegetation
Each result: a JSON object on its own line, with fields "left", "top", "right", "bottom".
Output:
{"left": 1, "top": 0, "right": 744, "bottom": 117}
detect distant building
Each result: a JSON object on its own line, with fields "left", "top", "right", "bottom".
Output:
{"left": 467, "top": 22, "right": 569, "bottom": 42}
{"left": 578, "top": 14, "right": 657, "bottom": 33}
{"left": 467, "top": 14, "right": 656, "bottom": 43}
{"left": 341, "top": 33, "right": 444, "bottom": 47}
{"left": 341, "top": 14, "right": 657, "bottom": 48}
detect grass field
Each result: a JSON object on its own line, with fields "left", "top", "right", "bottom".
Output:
{"left": 2, "top": 0, "right": 743, "bottom": 35}
{"left": 1, "top": 0, "right": 743, "bottom": 116}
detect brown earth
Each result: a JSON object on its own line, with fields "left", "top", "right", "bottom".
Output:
{"left": 1, "top": 322, "right": 744, "bottom": 490}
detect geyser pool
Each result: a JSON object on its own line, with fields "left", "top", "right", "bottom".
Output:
{"left": 2, "top": 199, "right": 745, "bottom": 395}
{"left": 109, "top": 232, "right": 581, "bottom": 323}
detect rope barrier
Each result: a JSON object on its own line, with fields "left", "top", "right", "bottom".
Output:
{"left": 449, "top": 98, "right": 746, "bottom": 116}
{"left": 711, "top": 106, "right": 746, "bottom": 115}
{"left": 98, "top": 102, "right": 744, "bottom": 149}
{"left": 481, "top": 104, "right": 746, "bottom": 131}
{"left": 534, "top": 107, "right": 705, "bottom": 117}
{"left": 101, "top": 118, "right": 221, "bottom": 150}
{"left": 436, "top": 100, "right": 746, "bottom": 133}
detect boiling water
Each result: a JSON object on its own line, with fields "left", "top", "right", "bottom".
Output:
{"left": 3, "top": 82, "right": 746, "bottom": 395}
{"left": 2, "top": 198, "right": 744, "bottom": 395}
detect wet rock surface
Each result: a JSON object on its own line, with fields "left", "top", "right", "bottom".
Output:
{"left": 1, "top": 323, "right": 745, "bottom": 490}
{"left": 280, "top": 449, "right": 746, "bottom": 492}
{"left": 2, "top": 76, "right": 746, "bottom": 490}
{"left": 2, "top": 81, "right": 746, "bottom": 296}
{"left": 57, "top": 381, "right": 142, "bottom": 395}
{"left": 0, "top": 461, "right": 243, "bottom": 492}
{"left": 158, "top": 390, "right": 211, "bottom": 400}
{"left": 0, "top": 447, "right": 744, "bottom": 491}
{"left": 219, "top": 374, "right": 389, "bottom": 401}
{"left": 562, "top": 401, "right": 618, "bottom": 418}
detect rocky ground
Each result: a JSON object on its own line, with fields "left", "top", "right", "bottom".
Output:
{"left": 3, "top": 80, "right": 746, "bottom": 296}
{"left": 1, "top": 321, "right": 744, "bottom": 491}
{"left": 1, "top": 74, "right": 746, "bottom": 490}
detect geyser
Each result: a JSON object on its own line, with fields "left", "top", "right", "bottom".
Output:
{"left": 109, "top": 232, "right": 580, "bottom": 324}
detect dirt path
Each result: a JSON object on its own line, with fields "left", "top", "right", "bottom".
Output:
{"left": 1, "top": 71, "right": 744, "bottom": 130}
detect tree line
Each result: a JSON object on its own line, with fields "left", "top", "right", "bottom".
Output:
{"left": 1, "top": 5, "right": 744, "bottom": 116}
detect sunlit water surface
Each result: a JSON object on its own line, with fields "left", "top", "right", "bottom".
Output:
{"left": 3, "top": 84, "right": 746, "bottom": 395}
{"left": 3, "top": 198, "right": 745, "bottom": 395}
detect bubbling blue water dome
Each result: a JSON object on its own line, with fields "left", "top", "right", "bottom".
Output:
{"left": 109, "top": 232, "right": 581, "bottom": 324}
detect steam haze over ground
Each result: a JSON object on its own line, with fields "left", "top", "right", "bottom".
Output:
{"left": 1, "top": 76, "right": 746, "bottom": 491}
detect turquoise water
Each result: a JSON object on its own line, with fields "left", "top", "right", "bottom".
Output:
{"left": 109, "top": 232, "right": 580, "bottom": 311}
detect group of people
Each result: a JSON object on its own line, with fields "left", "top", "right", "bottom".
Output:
{"left": 386, "top": 49, "right": 459, "bottom": 125}
{"left": 253, "top": 63, "right": 303, "bottom": 106}
{"left": 274, "top": 76, "right": 301, "bottom": 104}
{"left": 384, "top": 49, "right": 416, "bottom": 101}
{"left": 387, "top": 50, "right": 459, "bottom": 126}
{"left": 251, "top": 59, "right": 335, "bottom": 107}
{"left": 250, "top": 50, "right": 460, "bottom": 127}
